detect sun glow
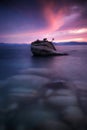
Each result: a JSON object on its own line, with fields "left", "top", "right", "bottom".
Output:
{"left": 69, "top": 28, "right": 87, "bottom": 34}
{"left": 55, "top": 38, "right": 84, "bottom": 43}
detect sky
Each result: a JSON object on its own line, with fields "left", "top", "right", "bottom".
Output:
{"left": 0, "top": 0, "right": 87, "bottom": 43}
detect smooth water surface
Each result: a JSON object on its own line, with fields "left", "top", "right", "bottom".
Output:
{"left": 0, "top": 44, "right": 87, "bottom": 82}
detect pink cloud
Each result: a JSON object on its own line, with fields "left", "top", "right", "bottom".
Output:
{"left": 0, "top": 0, "right": 87, "bottom": 43}
{"left": 43, "top": 5, "right": 64, "bottom": 31}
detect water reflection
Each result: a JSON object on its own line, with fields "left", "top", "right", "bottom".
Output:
{"left": 0, "top": 72, "right": 86, "bottom": 130}
{"left": 0, "top": 45, "right": 87, "bottom": 129}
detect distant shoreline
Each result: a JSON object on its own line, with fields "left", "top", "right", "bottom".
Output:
{"left": 0, "top": 42, "right": 87, "bottom": 46}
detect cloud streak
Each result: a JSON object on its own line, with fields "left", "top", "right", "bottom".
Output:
{"left": 0, "top": 0, "right": 87, "bottom": 43}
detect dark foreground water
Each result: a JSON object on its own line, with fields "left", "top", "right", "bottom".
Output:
{"left": 0, "top": 44, "right": 87, "bottom": 130}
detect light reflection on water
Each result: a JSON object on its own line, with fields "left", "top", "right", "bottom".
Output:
{"left": 0, "top": 45, "right": 87, "bottom": 81}
{"left": 0, "top": 45, "right": 87, "bottom": 130}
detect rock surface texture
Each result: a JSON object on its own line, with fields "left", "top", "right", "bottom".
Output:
{"left": 0, "top": 68, "right": 87, "bottom": 130}
{"left": 31, "top": 39, "right": 67, "bottom": 56}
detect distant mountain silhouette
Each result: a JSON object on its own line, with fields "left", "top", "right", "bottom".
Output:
{"left": 0, "top": 43, "right": 28, "bottom": 46}
{"left": 0, "top": 41, "right": 87, "bottom": 46}
{"left": 54, "top": 41, "right": 87, "bottom": 45}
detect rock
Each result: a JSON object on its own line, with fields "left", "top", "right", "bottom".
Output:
{"left": 46, "top": 94, "right": 77, "bottom": 108}
{"left": 20, "top": 68, "right": 54, "bottom": 79}
{"left": 31, "top": 38, "right": 68, "bottom": 56}
{"left": 72, "top": 80, "right": 87, "bottom": 90}
{"left": 42, "top": 120, "right": 70, "bottom": 130}
{"left": 1, "top": 69, "right": 87, "bottom": 130}
{"left": 56, "top": 89, "right": 74, "bottom": 96}
{"left": 3, "top": 74, "right": 50, "bottom": 112}
{"left": 63, "top": 106, "right": 84, "bottom": 122}
{"left": 7, "top": 103, "right": 18, "bottom": 111}
{"left": 42, "top": 81, "right": 78, "bottom": 108}
{"left": 6, "top": 74, "right": 49, "bottom": 99}
{"left": 16, "top": 107, "right": 56, "bottom": 130}
{"left": 62, "top": 106, "right": 85, "bottom": 129}
{"left": 70, "top": 80, "right": 87, "bottom": 116}
{"left": 6, "top": 74, "right": 50, "bottom": 89}
{"left": 45, "top": 89, "right": 53, "bottom": 97}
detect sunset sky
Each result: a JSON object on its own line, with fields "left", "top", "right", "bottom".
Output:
{"left": 0, "top": 0, "right": 87, "bottom": 43}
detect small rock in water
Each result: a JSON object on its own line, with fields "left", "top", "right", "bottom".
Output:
{"left": 5, "top": 74, "right": 50, "bottom": 105}
{"left": 46, "top": 94, "right": 77, "bottom": 108}
{"left": 62, "top": 106, "right": 85, "bottom": 129}
{"left": 42, "top": 120, "right": 70, "bottom": 130}
{"left": 43, "top": 81, "right": 78, "bottom": 108}
{"left": 7, "top": 103, "right": 18, "bottom": 111}
{"left": 56, "top": 89, "right": 74, "bottom": 96}
{"left": 45, "top": 89, "right": 53, "bottom": 97}
{"left": 7, "top": 74, "right": 50, "bottom": 89}
{"left": 20, "top": 68, "right": 54, "bottom": 79}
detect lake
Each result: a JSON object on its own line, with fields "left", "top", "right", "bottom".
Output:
{"left": 0, "top": 44, "right": 87, "bottom": 130}
{"left": 0, "top": 44, "right": 87, "bottom": 82}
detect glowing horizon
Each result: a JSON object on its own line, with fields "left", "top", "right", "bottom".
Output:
{"left": 0, "top": 0, "right": 87, "bottom": 43}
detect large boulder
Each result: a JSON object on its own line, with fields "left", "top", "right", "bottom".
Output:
{"left": 31, "top": 39, "right": 67, "bottom": 56}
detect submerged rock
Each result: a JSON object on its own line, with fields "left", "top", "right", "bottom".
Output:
{"left": 62, "top": 106, "right": 84, "bottom": 124}
{"left": 31, "top": 38, "right": 68, "bottom": 56}
{"left": 1, "top": 69, "right": 87, "bottom": 130}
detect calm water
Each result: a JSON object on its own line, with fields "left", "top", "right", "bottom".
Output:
{"left": 0, "top": 44, "right": 87, "bottom": 130}
{"left": 0, "top": 44, "right": 87, "bottom": 82}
